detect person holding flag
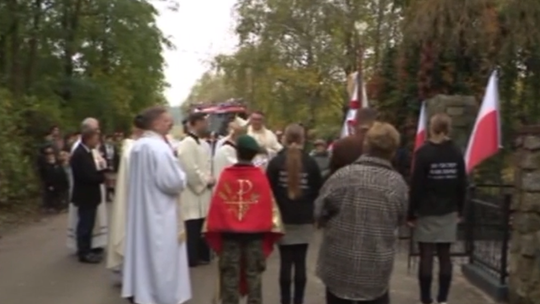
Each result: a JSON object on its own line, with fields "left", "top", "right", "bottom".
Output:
{"left": 204, "top": 134, "right": 284, "bottom": 304}
{"left": 407, "top": 113, "right": 468, "bottom": 304}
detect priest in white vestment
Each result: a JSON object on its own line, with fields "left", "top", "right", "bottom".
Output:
{"left": 177, "top": 112, "right": 213, "bottom": 267}
{"left": 106, "top": 117, "right": 144, "bottom": 284}
{"left": 122, "top": 106, "right": 191, "bottom": 304}
{"left": 67, "top": 117, "right": 108, "bottom": 255}
{"left": 247, "top": 111, "right": 282, "bottom": 169}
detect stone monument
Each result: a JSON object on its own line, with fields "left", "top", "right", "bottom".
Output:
{"left": 509, "top": 126, "right": 540, "bottom": 304}
{"left": 425, "top": 94, "right": 478, "bottom": 150}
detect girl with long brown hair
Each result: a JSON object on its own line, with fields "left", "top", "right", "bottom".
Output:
{"left": 266, "top": 123, "right": 323, "bottom": 304}
{"left": 408, "top": 114, "right": 467, "bottom": 304}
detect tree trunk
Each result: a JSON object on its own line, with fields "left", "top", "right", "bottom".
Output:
{"left": 8, "top": 0, "right": 21, "bottom": 96}
{"left": 24, "top": 0, "right": 44, "bottom": 90}
{"left": 59, "top": 0, "right": 83, "bottom": 103}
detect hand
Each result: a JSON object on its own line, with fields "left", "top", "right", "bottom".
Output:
{"left": 207, "top": 177, "right": 216, "bottom": 186}
{"left": 407, "top": 220, "right": 415, "bottom": 227}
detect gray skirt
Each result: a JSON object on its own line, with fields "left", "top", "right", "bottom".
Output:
{"left": 413, "top": 212, "right": 458, "bottom": 243}
{"left": 279, "top": 224, "right": 314, "bottom": 245}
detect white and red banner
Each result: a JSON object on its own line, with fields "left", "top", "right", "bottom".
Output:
{"left": 340, "top": 72, "right": 369, "bottom": 138}
{"left": 414, "top": 102, "right": 428, "bottom": 152}
{"left": 464, "top": 70, "right": 501, "bottom": 173}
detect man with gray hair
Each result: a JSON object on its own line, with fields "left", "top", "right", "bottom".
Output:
{"left": 66, "top": 117, "right": 109, "bottom": 260}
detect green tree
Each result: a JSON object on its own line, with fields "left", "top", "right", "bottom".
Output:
{"left": 0, "top": 0, "right": 174, "bottom": 211}
{"left": 184, "top": 72, "right": 237, "bottom": 104}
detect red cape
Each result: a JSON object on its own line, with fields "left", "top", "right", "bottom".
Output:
{"left": 204, "top": 165, "right": 283, "bottom": 295}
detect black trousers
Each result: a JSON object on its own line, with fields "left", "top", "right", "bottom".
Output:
{"left": 43, "top": 189, "right": 62, "bottom": 210}
{"left": 185, "top": 218, "right": 210, "bottom": 266}
{"left": 279, "top": 244, "right": 309, "bottom": 304}
{"left": 326, "top": 289, "right": 390, "bottom": 304}
{"left": 76, "top": 203, "right": 98, "bottom": 257}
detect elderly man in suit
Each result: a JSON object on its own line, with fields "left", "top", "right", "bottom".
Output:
{"left": 70, "top": 128, "right": 106, "bottom": 263}
{"left": 67, "top": 118, "right": 109, "bottom": 258}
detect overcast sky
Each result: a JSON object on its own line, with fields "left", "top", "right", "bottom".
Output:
{"left": 155, "top": 0, "right": 238, "bottom": 106}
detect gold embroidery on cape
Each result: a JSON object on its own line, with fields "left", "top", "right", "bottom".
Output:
{"left": 218, "top": 179, "right": 259, "bottom": 221}
{"left": 271, "top": 198, "right": 285, "bottom": 233}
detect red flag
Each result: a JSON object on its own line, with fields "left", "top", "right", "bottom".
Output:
{"left": 204, "top": 165, "right": 283, "bottom": 295}
{"left": 465, "top": 71, "right": 501, "bottom": 173}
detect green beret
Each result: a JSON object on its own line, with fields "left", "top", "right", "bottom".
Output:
{"left": 236, "top": 135, "right": 260, "bottom": 152}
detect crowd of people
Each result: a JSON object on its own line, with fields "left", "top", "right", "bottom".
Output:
{"left": 50, "top": 105, "right": 467, "bottom": 304}
{"left": 36, "top": 126, "right": 122, "bottom": 214}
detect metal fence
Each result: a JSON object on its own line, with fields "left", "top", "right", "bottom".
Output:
{"left": 406, "top": 184, "right": 512, "bottom": 286}
{"left": 466, "top": 185, "right": 511, "bottom": 285}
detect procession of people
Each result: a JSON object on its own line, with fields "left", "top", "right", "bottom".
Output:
{"left": 50, "top": 104, "right": 467, "bottom": 304}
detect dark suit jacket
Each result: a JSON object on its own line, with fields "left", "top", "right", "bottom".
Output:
{"left": 70, "top": 144, "right": 105, "bottom": 207}
{"left": 329, "top": 130, "right": 367, "bottom": 175}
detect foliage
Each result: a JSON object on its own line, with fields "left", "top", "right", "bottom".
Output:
{"left": 180, "top": 0, "right": 540, "bottom": 179}
{"left": 184, "top": 72, "right": 237, "bottom": 104}
{"left": 0, "top": 0, "right": 173, "bottom": 211}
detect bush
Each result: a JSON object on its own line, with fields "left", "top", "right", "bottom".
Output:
{"left": 0, "top": 90, "right": 40, "bottom": 210}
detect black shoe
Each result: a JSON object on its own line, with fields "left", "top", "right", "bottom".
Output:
{"left": 79, "top": 254, "right": 101, "bottom": 264}
{"left": 91, "top": 248, "right": 104, "bottom": 258}
{"left": 198, "top": 259, "right": 211, "bottom": 266}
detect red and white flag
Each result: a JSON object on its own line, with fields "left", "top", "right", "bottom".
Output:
{"left": 464, "top": 71, "right": 501, "bottom": 173}
{"left": 340, "top": 72, "right": 369, "bottom": 138}
{"left": 414, "top": 102, "right": 428, "bottom": 152}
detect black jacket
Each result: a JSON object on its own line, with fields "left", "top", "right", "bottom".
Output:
{"left": 266, "top": 149, "right": 323, "bottom": 225}
{"left": 41, "top": 162, "right": 69, "bottom": 192}
{"left": 70, "top": 144, "right": 105, "bottom": 207}
{"left": 408, "top": 140, "right": 467, "bottom": 220}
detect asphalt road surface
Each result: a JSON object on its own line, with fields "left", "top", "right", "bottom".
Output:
{"left": 0, "top": 210, "right": 495, "bottom": 304}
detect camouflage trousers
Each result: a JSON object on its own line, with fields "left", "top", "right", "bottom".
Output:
{"left": 219, "top": 237, "right": 266, "bottom": 304}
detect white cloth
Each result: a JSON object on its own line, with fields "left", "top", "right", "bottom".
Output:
{"left": 66, "top": 139, "right": 108, "bottom": 250}
{"left": 215, "top": 137, "right": 228, "bottom": 151}
{"left": 177, "top": 136, "right": 212, "bottom": 221}
{"left": 122, "top": 131, "right": 191, "bottom": 304}
{"left": 106, "top": 138, "right": 135, "bottom": 271}
{"left": 247, "top": 126, "right": 283, "bottom": 154}
{"left": 212, "top": 142, "right": 237, "bottom": 181}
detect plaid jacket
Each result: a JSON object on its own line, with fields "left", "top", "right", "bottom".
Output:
{"left": 315, "top": 155, "right": 408, "bottom": 301}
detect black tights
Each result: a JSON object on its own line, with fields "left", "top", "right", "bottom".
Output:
{"left": 279, "top": 244, "right": 309, "bottom": 304}
{"left": 418, "top": 243, "right": 453, "bottom": 304}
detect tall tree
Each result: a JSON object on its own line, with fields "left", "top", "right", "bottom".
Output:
{"left": 0, "top": 0, "right": 174, "bottom": 210}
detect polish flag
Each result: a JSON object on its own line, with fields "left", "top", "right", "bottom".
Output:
{"left": 340, "top": 72, "right": 369, "bottom": 138}
{"left": 464, "top": 71, "right": 501, "bottom": 173}
{"left": 414, "top": 102, "right": 428, "bottom": 151}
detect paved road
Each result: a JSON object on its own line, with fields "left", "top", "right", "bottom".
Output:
{"left": 0, "top": 210, "right": 495, "bottom": 304}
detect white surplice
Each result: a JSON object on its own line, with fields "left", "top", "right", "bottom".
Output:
{"left": 66, "top": 139, "right": 108, "bottom": 250}
{"left": 106, "top": 138, "right": 135, "bottom": 273}
{"left": 177, "top": 135, "right": 212, "bottom": 221}
{"left": 212, "top": 140, "right": 237, "bottom": 181}
{"left": 247, "top": 126, "right": 283, "bottom": 154}
{"left": 122, "top": 131, "right": 191, "bottom": 304}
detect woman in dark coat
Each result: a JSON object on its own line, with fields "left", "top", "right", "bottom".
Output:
{"left": 267, "top": 123, "right": 323, "bottom": 304}
{"left": 408, "top": 113, "right": 468, "bottom": 304}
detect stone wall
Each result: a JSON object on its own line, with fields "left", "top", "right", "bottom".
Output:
{"left": 509, "top": 126, "right": 540, "bottom": 304}
{"left": 425, "top": 95, "right": 478, "bottom": 150}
